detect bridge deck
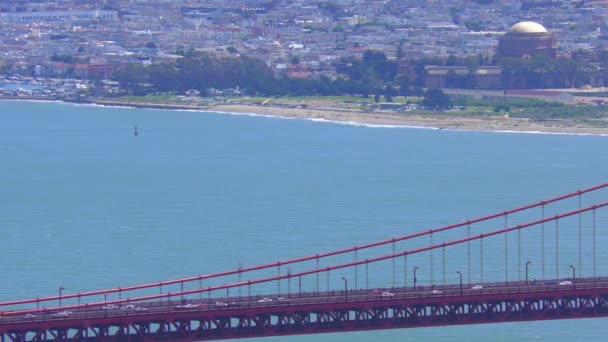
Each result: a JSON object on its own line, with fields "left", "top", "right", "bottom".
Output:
{"left": 2, "top": 277, "right": 608, "bottom": 341}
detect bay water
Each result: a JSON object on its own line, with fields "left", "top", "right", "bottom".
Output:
{"left": 1, "top": 100, "right": 607, "bottom": 341}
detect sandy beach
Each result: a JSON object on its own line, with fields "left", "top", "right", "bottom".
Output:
{"left": 208, "top": 104, "right": 608, "bottom": 135}
{"left": 30, "top": 97, "right": 608, "bottom": 135}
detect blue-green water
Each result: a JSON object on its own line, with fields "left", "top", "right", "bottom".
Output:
{"left": 1, "top": 100, "right": 607, "bottom": 340}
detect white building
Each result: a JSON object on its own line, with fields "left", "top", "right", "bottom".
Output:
{"left": 0, "top": 10, "right": 118, "bottom": 23}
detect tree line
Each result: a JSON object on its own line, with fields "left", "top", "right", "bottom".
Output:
{"left": 108, "top": 48, "right": 601, "bottom": 111}
{"left": 112, "top": 49, "right": 406, "bottom": 99}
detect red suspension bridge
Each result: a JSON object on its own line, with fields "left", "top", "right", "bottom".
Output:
{"left": 2, "top": 184, "right": 608, "bottom": 341}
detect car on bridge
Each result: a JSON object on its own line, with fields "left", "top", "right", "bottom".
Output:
{"left": 258, "top": 298, "right": 273, "bottom": 303}
{"left": 101, "top": 304, "right": 120, "bottom": 310}
{"left": 559, "top": 280, "right": 573, "bottom": 286}
{"left": 380, "top": 292, "right": 394, "bottom": 297}
{"left": 176, "top": 303, "right": 199, "bottom": 309}
{"left": 472, "top": 285, "right": 483, "bottom": 290}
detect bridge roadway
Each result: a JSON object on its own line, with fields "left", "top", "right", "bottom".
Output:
{"left": 2, "top": 277, "right": 608, "bottom": 341}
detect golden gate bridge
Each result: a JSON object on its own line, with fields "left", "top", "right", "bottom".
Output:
{"left": 2, "top": 183, "right": 608, "bottom": 341}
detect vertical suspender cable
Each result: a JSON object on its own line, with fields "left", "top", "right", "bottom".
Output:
{"left": 430, "top": 231, "right": 434, "bottom": 285}
{"left": 504, "top": 214, "right": 508, "bottom": 282}
{"left": 593, "top": 209, "right": 597, "bottom": 277}
{"left": 404, "top": 254, "right": 408, "bottom": 288}
{"left": 555, "top": 218, "right": 559, "bottom": 279}
{"left": 467, "top": 223, "right": 471, "bottom": 284}
{"left": 354, "top": 248, "right": 358, "bottom": 290}
{"left": 316, "top": 256, "right": 320, "bottom": 293}
{"left": 392, "top": 241, "right": 396, "bottom": 288}
{"left": 518, "top": 227, "right": 521, "bottom": 282}
{"left": 442, "top": 245, "right": 446, "bottom": 285}
{"left": 366, "top": 260, "right": 369, "bottom": 290}
{"left": 542, "top": 204, "right": 546, "bottom": 279}
{"left": 578, "top": 193, "right": 582, "bottom": 277}
{"left": 480, "top": 236, "right": 484, "bottom": 283}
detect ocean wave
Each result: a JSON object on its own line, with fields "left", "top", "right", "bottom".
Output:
{"left": 491, "top": 129, "right": 608, "bottom": 137}
{"left": 210, "top": 109, "right": 608, "bottom": 136}
{"left": 305, "top": 117, "right": 441, "bottom": 130}
{"left": 210, "top": 110, "right": 296, "bottom": 121}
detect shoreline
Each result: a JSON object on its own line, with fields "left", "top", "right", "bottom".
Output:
{"left": 3, "top": 97, "right": 608, "bottom": 135}
{"left": 207, "top": 104, "right": 608, "bottom": 136}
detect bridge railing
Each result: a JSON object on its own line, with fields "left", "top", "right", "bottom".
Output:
{"left": 3, "top": 276, "right": 608, "bottom": 326}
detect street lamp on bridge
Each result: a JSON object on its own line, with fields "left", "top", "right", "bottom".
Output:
{"left": 456, "top": 271, "right": 463, "bottom": 296}
{"left": 525, "top": 261, "right": 532, "bottom": 285}
{"left": 341, "top": 277, "right": 348, "bottom": 302}
{"left": 59, "top": 287, "right": 65, "bottom": 307}
{"left": 413, "top": 267, "right": 419, "bottom": 291}
{"left": 569, "top": 265, "right": 576, "bottom": 289}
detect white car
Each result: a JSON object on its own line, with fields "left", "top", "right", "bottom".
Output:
{"left": 381, "top": 292, "right": 395, "bottom": 297}
{"left": 121, "top": 304, "right": 136, "bottom": 310}
{"left": 176, "top": 303, "right": 199, "bottom": 309}
{"left": 54, "top": 311, "right": 72, "bottom": 317}
{"left": 471, "top": 285, "right": 483, "bottom": 290}
{"left": 559, "top": 280, "right": 573, "bottom": 286}
{"left": 258, "top": 298, "right": 273, "bottom": 303}
{"left": 431, "top": 289, "right": 443, "bottom": 294}
{"left": 101, "top": 304, "right": 120, "bottom": 310}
